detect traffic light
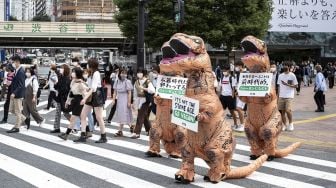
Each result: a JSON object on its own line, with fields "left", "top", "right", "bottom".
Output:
{"left": 173, "top": 0, "right": 184, "bottom": 25}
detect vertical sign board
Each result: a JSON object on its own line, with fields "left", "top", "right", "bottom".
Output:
{"left": 172, "top": 95, "right": 199, "bottom": 132}
{"left": 237, "top": 73, "right": 273, "bottom": 97}
{"left": 155, "top": 75, "right": 188, "bottom": 99}
{"left": 5, "top": 0, "right": 10, "bottom": 21}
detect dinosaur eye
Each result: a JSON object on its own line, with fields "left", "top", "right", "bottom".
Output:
{"left": 193, "top": 39, "right": 201, "bottom": 44}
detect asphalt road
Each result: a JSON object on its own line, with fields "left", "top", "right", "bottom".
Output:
{"left": 0, "top": 91, "right": 335, "bottom": 188}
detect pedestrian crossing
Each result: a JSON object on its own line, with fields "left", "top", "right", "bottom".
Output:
{"left": 0, "top": 99, "right": 335, "bottom": 188}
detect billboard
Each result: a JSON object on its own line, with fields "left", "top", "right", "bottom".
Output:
{"left": 269, "top": 0, "right": 336, "bottom": 32}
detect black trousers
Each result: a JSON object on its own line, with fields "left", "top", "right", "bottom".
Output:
{"left": 296, "top": 77, "right": 302, "bottom": 93}
{"left": 314, "top": 90, "right": 324, "bottom": 111}
{"left": 2, "top": 90, "right": 11, "bottom": 121}
{"left": 107, "top": 100, "right": 117, "bottom": 122}
{"left": 46, "top": 91, "right": 56, "bottom": 109}
{"left": 328, "top": 76, "right": 334, "bottom": 89}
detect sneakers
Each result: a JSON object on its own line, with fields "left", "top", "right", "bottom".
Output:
{"left": 38, "top": 119, "right": 45, "bottom": 127}
{"left": 283, "top": 124, "right": 294, "bottom": 132}
{"left": 233, "top": 124, "right": 245, "bottom": 132}
{"left": 131, "top": 133, "right": 140, "bottom": 139}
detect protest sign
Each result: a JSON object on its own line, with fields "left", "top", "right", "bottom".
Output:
{"left": 237, "top": 73, "right": 273, "bottom": 97}
{"left": 172, "top": 95, "right": 199, "bottom": 132}
{"left": 156, "top": 75, "right": 188, "bottom": 99}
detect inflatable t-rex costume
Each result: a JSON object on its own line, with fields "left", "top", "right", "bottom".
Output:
{"left": 240, "top": 35, "right": 302, "bottom": 161}
{"left": 159, "top": 33, "right": 267, "bottom": 184}
{"left": 146, "top": 97, "right": 182, "bottom": 158}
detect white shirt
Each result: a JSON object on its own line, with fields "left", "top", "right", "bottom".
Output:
{"left": 219, "top": 75, "right": 236, "bottom": 96}
{"left": 25, "top": 76, "right": 39, "bottom": 95}
{"left": 277, "top": 72, "right": 298, "bottom": 98}
{"left": 87, "top": 71, "right": 102, "bottom": 92}
{"left": 49, "top": 71, "right": 58, "bottom": 91}
{"left": 133, "top": 78, "right": 155, "bottom": 109}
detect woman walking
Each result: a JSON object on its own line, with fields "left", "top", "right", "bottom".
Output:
{"left": 131, "top": 68, "right": 155, "bottom": 139}
{"left": 112, "top": 68, "right": 133, "bottom": 137}
{"left": 23, "top": 67, "right": 45, "bottom": 129}
{"left": 58, "top": 67, "right": 88, "bottom": 140}
{"left": 76, "top": 59, "right": 107, "bottom": 143}
{"left": 50, "top": 64, "right": 71, "bottom": 133}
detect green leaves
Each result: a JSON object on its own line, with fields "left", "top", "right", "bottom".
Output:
{"left": 114, "top": 0, "right": 272, "bottom": 50}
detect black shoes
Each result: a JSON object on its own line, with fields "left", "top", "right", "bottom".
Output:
{"left": 6, "top": 128, "right": 19, "bottom": 133}
{"left": 315, "top": 109, "right": 325, "bottom": 112}
{"left": 25, "top": 118, "right": 30, "bottom": 130}
{"left": 0, "top": 119, "right": 7, "bottom": 124}
{"left": 95, "top": 133, "right": 107, "bottom": 143}
{"left": 58, "top": 133, "right": 68, "bottom": 140}
{"left": 50, "top": 129, "right": 61, "bottom": 133}
{"left": 73, "top": 132, "right": 87, "bottom": 143}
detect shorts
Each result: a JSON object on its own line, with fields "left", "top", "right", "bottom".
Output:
{"left": 236, "top": 98, "right": 246, "bottom": 109}
{"left": 278, "top": 98, "right": 293, "bottom": 111}
{"left": 220, "top": 95, "right": 236, "bottom": 110}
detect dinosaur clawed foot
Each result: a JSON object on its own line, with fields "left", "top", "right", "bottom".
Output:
{"left": 175, "top": 175, "right": 194, "bottom": 184}
{"left": 249, "top": 155, "right": 260, "bottom": 160}
{"left": 145, "top": 151, "right": 162, "bottom": 158}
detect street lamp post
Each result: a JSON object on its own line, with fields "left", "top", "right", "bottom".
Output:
{"left": 137, "top": 0, "right": 146, "bottom": 70}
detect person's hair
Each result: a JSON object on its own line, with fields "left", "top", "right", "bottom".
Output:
{"left": 222, "top": 64, "right": 230, "bottom": 71}
{"left": 50, "top": 64, "right": 57, "bottom": 71}
{"left": 235, "top": 61, "right": 244, "bottom": 67}
{"left": 73, "top": 67, "right": 84, "bottom": 80}
{"left": 136, "top": 67, "right": 143, "bottom": 74}
{"left": 62, "top": 64, "right": 70, "bottom": 77}
{"left": 152, "top": 64, "right": 160, "bottom": 73}
{"left": 118, "top": 68, "right": 127, "bottom": 80}
{"left": 12, "top": 55, "right": 21, "bottom": 63}
{"left": 315, "top": 65, "right": 322, "bottom": 72}
{"left": 72, "top": 57, "right": 79, "bottom": 63}
{"left": 6, "top": 64, "right": 15, "bottom": 72}
{"left": 25, "top": 67, "right": 36, "bottom": 76}
{"left": 87, "top": 58, "right": 99, "bottom": 75}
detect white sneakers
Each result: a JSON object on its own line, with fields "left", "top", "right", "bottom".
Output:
{"left": 282, "top": 123, "right": 294, "bottom": 132}
{"left": 233, "top": 124, "right": 245, "bottom": 132}
{"left": 39, "top": 119, "right": 45, "bottom": 127}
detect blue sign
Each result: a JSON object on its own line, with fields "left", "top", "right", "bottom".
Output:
{"left": 0, "top": 50, "right": 5, "bottom": 62}
{"left": 5, "top": 0, "right": 10, "bottom": 21}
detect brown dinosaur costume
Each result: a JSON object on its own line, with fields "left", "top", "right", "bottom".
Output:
{"left": 146, "top": 97, "right": 183, "bottom": 158}
{"left": 159, "top": 33, "right": 267, "bottom": 184}
{"left": 240, "top": 35, "right": 302, "bottom": 161}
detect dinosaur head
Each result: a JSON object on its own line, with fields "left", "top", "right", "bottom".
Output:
{"left": 241, "top": 36, "right": 270, "bottom": 73}
{"left": 159, "top": 33, "right": 212, "bottom": 75}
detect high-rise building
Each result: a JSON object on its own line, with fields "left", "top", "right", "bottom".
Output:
{"left": 35, "top": 0, "right": 55, "bottom": 20}
{"left": 0, "top": 0, "right": 5, "bottom": 21}
{"left": 10, "top": 0, "right": 23, "bottom": 20}
{"left": 57, "top": 0, "right": 117, "bottom": 22}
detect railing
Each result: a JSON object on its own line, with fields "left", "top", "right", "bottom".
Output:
{"left": 0, "top": 21, "right": 123, "bottom": 39}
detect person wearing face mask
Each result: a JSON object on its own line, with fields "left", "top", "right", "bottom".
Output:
{"left": 71, "top": 57, "right": 81, "bottom": 68}
{"left": 22, "top": 67, "right": 45, "bottom": 129}
{"left": 293, "top": 64, "right": 304, "bottom": 95}
{"left": 270, "top": 63, "right": 279, "bottom": 95}
{"left": 50, "top": 64, "right": 71, "bottom": 133}
{"left": 43, "top": 64, "right": 58, "bottom": 110}
{"left": 232, "top": 61, "right": 246, "bottom": 132}
{"left": 106, "top": 66, "right": 119, "bottom": 124}
{"left": 217, "top": 65, "right": 239, "bottom": 130}
{"left": 112, "top": 68, "right": 133, "bottom": 137}
{"left": 6, "top": 56, "right": 28, "bottom": 133}
{"left": 149, "top": 65, "right": 160, "bottom": 115}
{"left": 277, "top": 64, "right": 298, "bottom": 132}
{"left": 58, "top": 67, "right": 88, "bottom": 141}
{"left": 131, "top": 68, "right": 155, "bottom": 139}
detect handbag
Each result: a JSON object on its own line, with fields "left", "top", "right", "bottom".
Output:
{"left": 91, "top": 87, "right": 105, "bottom": 107}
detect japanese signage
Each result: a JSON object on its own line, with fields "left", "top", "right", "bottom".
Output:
{"left": 269, "top": 0, "right": 336, "bottom": 32}
{"left": 156, "top": 75, "right": 188, "bottom": 99}
{"left": 237, "top": 73, "right": 273, "bottom": 97}
{"left": 0, "top": 22, "right": 123, "bottom": 38}
{"left": 172, "top": 95, "right": 199, "bottom": 132}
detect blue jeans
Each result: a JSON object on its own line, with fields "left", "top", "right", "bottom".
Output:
{"left": 75, "top": 110, "right": 94, "bottom": 131}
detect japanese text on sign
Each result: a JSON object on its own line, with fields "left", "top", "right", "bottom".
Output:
{"left": 237, "top": 73, "right": 273, "bottom": 97}
{"left": 269, "top": 0, "right": 336, "bottom": 32}
{"left": 156, "top": 75, "right": 188, "bottom": 99}
{"left": 172, "top": 95, "right": 199, "bottom": 132}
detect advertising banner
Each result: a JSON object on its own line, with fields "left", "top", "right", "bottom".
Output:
{"left": 269, "top": 0, "right": 336, "bottom": 32}
{"left": 172, "top": 95, "right": 199, "bottom": 132}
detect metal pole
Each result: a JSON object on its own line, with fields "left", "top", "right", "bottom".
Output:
{"left": 137, "top": 0, "right": 145, "bottom": 70}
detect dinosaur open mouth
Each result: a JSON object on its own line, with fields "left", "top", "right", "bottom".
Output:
{"left": 161, "top": 39, "right": 196, "bottom": 64}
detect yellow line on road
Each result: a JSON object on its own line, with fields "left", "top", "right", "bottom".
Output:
{"left": 293, "top": 113, "right": 336, "bottom": 124}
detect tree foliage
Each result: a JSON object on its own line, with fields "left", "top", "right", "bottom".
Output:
{"left": 114, "top": 0, "right": 272, "bottom": 50}
{"left": 32, "top": 15, "right": 51, "bottom": 22}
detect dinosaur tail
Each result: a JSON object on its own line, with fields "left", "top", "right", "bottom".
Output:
{"left": 226, "top": 154, "right": 267, "bottom": 179}
{"left": 275, "top": 142, "right": 302, "bottom": 158}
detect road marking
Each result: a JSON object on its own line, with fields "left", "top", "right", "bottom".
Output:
{"left": 293, "top": 113, "right": 336, "bottom": 124}
{"left": 6, "top": 122, "right": 242, "bottom": 188}
{"left": 0, "top": 153, "right": 79, "bottom": 188}
{"left": 0, "top": 133, "right": 164, "bottom": 188}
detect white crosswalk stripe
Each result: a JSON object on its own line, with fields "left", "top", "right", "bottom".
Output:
{"left": 0, "top": 99, "right": 335, "bottom": 188}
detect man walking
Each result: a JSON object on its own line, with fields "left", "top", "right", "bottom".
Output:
{"left": 277, "top": 64, "right": 298, "bottom": 132}
{"left": 314, "top": 65, "right": 327, "bottom": 112}
{"left": 6, "top": 56, "right": 27, "bottom": 133}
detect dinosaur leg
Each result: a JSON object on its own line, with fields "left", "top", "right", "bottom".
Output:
{"left": 146, "top": 121, "right": 162, "bottom": 157}
{"left": 175, "top": 144, "right": 195, "bottom": 184}
{"left": 245, "top": 120, "right": 264, "bottom": 160}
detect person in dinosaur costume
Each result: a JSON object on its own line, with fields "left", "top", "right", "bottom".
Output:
{"left": 145, "top": 96, "right": 183, "bottom": 158}
{"left": 239, "top": 35, "right": 302, "bottom": 161}
{"left": 159, "top": 33, "right": 268, "bottom": 184}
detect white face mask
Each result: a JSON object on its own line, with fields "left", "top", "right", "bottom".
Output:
{"left": 235, "top": 67, "right": 240, "bottom": 72}
{"left": 73, "top": 62, "right": 79, "bottom": 66}
{"left": 137, "top": 73, "right": 143, "bottom": 79}
{"left": 120, "top": 74, "right": 127, "bottom": 80}
{"left": 152, "top": 73, "right": 158, "bottom": 78}
{"left": 223, "top": 72, "right": 229, "bottom": 76}
{"left": 59, "top": 68, "right": 64, "bottom": 74}
{"left": 25, "top": 72, "right": 31, "bottom": 77}
{"left": 242, "top": 68, "right": 247, "bottom": 72}
{"left": 71, "top": 72, "right": 76, "bottom": 79}
{"left": 83, "top": 74, "right": 88, "bottom": 79}
{"left": 270, "top": 67, "right": 276, "bottom": 72}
